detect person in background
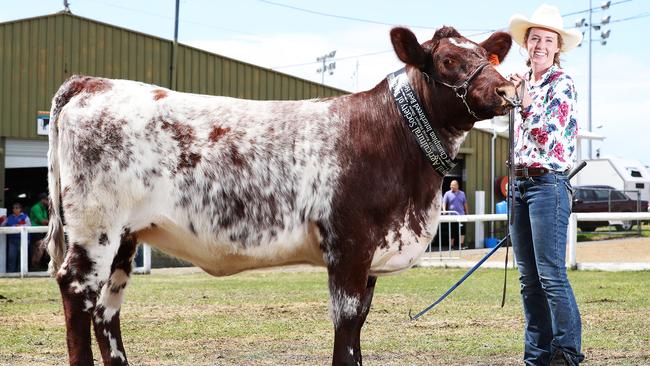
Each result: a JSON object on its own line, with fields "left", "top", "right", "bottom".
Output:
{"left": 2, "top": 202, "right": 31, "bottom": 272}
{"left": 29, "top": 193, "right": 49, "bottom": 227}
{"left": 508, "top": 4, "right": 584, "bottom": 365}
{"left": 442, "top": 180, "right": 469, "bottom": 249}
{"left": 29, "top": 193, "right": 50, "bottom": 269}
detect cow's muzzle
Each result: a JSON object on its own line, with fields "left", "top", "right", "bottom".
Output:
{"left": 496, "top": 84, "right": 519, "bottom": 108}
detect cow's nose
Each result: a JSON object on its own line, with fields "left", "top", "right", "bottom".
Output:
{"left": 496, "top": 85, "right": 517, "bottom": 107}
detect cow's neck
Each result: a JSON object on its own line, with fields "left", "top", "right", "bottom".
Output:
{"left": 407, "top": 68, "right": 472, "bottom": 159}
{"left": 332, "top": 74, "right": 471, "bottom": 175}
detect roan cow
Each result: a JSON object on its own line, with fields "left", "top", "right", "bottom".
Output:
{"left": 45, "top": 26, "right": 515, "bottom": 365}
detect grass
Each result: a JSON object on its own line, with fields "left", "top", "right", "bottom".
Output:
{"left": 577, "top": 223, "right": 650, "bottom": 242}
{"left": 1, "top": 267, "right": 649, "bottom": 365}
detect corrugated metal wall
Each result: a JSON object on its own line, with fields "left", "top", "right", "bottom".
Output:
{"left": 464, "top": 130, "right": 510, "bottom": 202}
{"left": 461, "top": 129, "right": 510, "bottom": 244}
{"left": 174, "top": 45, "right": 340, "bottom": 100}
{"left": 0, "top": 12, "right": 344, "bottom": 140}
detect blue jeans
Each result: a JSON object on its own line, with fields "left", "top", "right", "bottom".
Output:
{"left": 6, "top": 237, "right": 21, "bottom": 272}
{"left": 510, "top": 173, "right": 584, "bottom": 366}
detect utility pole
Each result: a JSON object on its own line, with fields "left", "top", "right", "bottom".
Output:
{"left": 587, "top": 0, "right": 593, "bottom": 159}
{"left": 316, "top": 50, "right": 336, "bottom": 85}
{"left": 576, "top": 0, "right": 611, "bottom": 160}
{"left": 170, "top": 0, "right": 180, "bottom": 90}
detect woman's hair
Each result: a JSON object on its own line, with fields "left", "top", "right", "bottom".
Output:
{"left": 524, "top": 27, "right": 563, "bottom": 67}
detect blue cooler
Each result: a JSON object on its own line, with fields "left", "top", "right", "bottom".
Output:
{"left": 496, "top": 200, "right": 507, "bottom": 214}
{"left": 485, "top": 237, "right": 499, "bottom": 248}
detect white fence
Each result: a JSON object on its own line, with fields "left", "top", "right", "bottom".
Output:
{"left": 433, "top": 212, "right": 650, "bottom": 269}
{"left": 1, "top": 212, "right": 649, "bottom": 277}
{"left": 0, "top": 226, "right": 151, "bottom": 278}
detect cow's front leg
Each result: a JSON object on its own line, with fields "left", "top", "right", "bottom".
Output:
{"left": 92, "top": 231, "right": 138, "bottom": 366}
{"left": 56, "top": 244, "right": 99, "bottom": 366}
{"left": 354, "top": 276, "right": 377, "bottom": 355}
{"left": 327, "top": 256, "right": 375, "bottom": 366}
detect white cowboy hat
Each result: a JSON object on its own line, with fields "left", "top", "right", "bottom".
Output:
{"left": 508, "top": 4, "right": 583, "bottom": 52}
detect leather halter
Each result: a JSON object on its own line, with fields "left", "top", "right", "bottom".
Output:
{"left": 424, "top": 62, "right": 490, "bottom": 120}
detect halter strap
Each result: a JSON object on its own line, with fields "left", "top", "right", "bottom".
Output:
{"left": 424, "top": 62, "right": 490, "bottom": 120}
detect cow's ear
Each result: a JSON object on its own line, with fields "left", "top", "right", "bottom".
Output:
{"left": 480, "top": 31, "right": 512, "bottom": 65}
{"left": 390, "top": 27, "right": 427, "bottom": 69}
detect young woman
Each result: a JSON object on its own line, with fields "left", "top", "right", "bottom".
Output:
{"left": 507, "top": 4, "right": 584, "bottom": 366}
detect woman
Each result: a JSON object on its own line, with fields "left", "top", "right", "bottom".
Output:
{"left": 507, "top": 4, "right": 584, "bottom": 366}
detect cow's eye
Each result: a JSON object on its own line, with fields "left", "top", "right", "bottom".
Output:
{"left": 442, "top": 58, "right": 456, "bottom": 68}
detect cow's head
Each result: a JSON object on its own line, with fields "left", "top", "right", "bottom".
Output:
{"left": 391, "top": 26, "right": 515, "bottom": 130}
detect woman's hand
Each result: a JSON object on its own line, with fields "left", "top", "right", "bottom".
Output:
{"left": 509, "top": 73, "right": 532, "bottom": 110}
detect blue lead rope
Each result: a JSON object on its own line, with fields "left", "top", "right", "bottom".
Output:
{"left": 408, "top": 234, "right": 509, "bottom": 321}
{"left": 408, "top": 161, "right": 588, "bottom": 321}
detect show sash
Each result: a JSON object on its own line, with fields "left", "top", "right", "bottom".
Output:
{"left": 387, "top": 68, "right": 456, "bottom": 176}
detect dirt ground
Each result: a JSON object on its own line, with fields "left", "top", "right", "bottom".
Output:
{"left": 151, "top": 237, "right": 650, "bottom": 276}
{"left": 420, "top": 237, "right": 650, "bottom": 270}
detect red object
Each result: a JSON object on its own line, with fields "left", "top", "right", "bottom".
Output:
{"left": 496, "top": 176, "right": 509, "bottom": 198}
{"left": 489, "top": 53, "right": 500, "bottom": 65}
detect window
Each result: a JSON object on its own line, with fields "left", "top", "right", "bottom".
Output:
{"left": 576, "top": 189, "right": 595, "bottom": 201}
{"left": 628, "top": 169, "right": 642, "bottom": 178}
{"left": 593, "top": 189, "right": 612, "bottom": 201}
{"left": 609, "top": 191, "right": 628, "bottom": 201}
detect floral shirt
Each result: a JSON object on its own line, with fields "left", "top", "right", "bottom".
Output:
{"left": 514, "top": 65, "right": 578, "bottom": 172}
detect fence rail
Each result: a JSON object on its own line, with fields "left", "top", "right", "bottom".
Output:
{"left": 1, "top": 211, "right": 649, "bottom": 277}
{"left": 0, "top": 226, "right": 151, "bottom": 277}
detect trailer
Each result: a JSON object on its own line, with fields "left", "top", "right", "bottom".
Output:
{"left": 572, "top": 157, "right": 650, "bottom": 202}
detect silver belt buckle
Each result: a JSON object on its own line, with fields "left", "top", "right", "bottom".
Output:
{"left": 523, "top": 167, "right": 529, "bottom": 178}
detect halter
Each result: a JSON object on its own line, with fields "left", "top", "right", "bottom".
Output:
{"left": 424, "top": 62, "right": 490, "bottom": 120}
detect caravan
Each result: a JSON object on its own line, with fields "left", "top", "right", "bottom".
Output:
{"left": 572, "top": 157, "right": 650, "bottom": 202}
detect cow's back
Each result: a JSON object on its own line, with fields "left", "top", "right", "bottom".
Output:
{"left": 54, "top": 76, "right": 346, "bottom": 273}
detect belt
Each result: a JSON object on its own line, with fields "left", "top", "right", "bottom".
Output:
{"left": 514, "top": 166, "right": 550, "bottom": 178}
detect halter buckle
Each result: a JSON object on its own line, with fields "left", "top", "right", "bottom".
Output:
{"left": 454, "top": 85, "right": 468, "bottom": 99}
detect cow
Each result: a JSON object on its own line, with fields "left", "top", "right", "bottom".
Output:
{"left": 45, "top": 26, "right": 515, "bottom": 365}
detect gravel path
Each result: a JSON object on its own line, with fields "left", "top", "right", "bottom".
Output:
{"left": 419, "top": 237, "right": 650, "bottom": 270}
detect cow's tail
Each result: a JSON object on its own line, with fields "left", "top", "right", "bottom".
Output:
{"left": 45, "top": 76, "right": 83, "bottom": 276}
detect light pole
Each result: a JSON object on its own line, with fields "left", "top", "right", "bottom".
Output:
{"left": 576, "top": 0, "right": 612, "bottom": 160}
{"left": 316, "top": 51, "right": 336, "bottom": 85}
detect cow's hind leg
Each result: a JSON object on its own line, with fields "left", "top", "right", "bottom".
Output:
{"left": 92, "top": 230, "right": 138, "bottom": 366}
{"left": 328, "top": 260, "right": 376, "bottom": 366}
{"left": 57, "top": 229, "right": 135, "bottom": 366}
{"left": 56, "top": 244, "right": 97, "bottom": 365}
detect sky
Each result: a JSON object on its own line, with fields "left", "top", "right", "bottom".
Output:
{"left": 2, "top": 0, "right": 649, "bottom": 166}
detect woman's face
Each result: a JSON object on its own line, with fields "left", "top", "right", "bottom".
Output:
{"left": 526, "top": 27, "right": 560, "bottom": 70}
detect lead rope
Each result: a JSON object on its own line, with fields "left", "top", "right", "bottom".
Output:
{"left": 501, "top": 81, "right": 525, "bottom": 308}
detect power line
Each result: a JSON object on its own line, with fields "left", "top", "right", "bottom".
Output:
{"left": 610, "top": 10, "right": 650, "bottom": 23}
{"left": 562, "top": 0, "right": 633, "bottom": 17}
{"left": 271, "top": 8, "right": 647, "bottom": 71}
{"left": 86, "top": 0, "right": 257, "bottom": 36}
{"left": 257, "top": 0, "right": 493, "bottom": 32}
{"left": 86, "top": 0, "right": 646, "bottom": 72}
{"left": 273, "top": 50, "right": 390, "bottom": 69}
{"left": 272, "top": 29, "right": 500, "bottom": 70}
